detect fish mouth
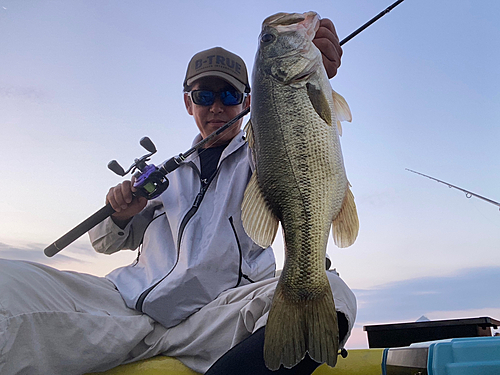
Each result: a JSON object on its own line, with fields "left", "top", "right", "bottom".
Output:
{"left": 257, "top": 11, "right": 322, "bottom": 84}
{"left": 263, "top": 12, "right": 306, "bottom": 27}
{"left": 263, "top": 11, "right": 320, "bottom": 39}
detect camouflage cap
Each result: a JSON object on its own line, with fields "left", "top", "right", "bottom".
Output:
{"left": 183, "top": 47, "right": 250, "bottom": 93}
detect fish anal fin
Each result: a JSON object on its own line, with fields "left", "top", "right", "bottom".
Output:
{"left": 243, "top": 119, "right": 255, "bottom": 148}
{"left": 307, "top": 82, "right": 333, "bottom": 127}
{"left": 332, "top": 184, "right": 359, "bottom": 248}
{"left": 264, "top": 283, "right": 339, "bottom": 370}
{"left": 242, "top": 171, "right": 279, "bottom": 248}
{"left": 332, "top": 90, "right": 352, "bottom": 137}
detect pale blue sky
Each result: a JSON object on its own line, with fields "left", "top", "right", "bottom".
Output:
{"left": 1, "top": 0, "right": 499, "bottom": 348}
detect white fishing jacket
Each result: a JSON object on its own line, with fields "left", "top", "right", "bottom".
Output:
{"left": 89, "top": 130, "right": 276, "bottom": 329}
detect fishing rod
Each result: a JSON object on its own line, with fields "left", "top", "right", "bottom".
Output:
{"left": 406, "top": 169, "right": 500, "bottom": 210}
{"left": 340, "top": 0, "right": 405, "bottom": 45}
{"left": 44, "top": 1, "right": 407, "bottom": 257}
{"left": 44, "top": 108, "right": 249, "bottom": 257}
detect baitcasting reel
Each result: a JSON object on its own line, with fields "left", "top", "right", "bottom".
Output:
{"left": 107, "top": 137, "right": 170, "bottom": 200}
{"left": 108, "top": 137, "right": 168, "bottom": 199}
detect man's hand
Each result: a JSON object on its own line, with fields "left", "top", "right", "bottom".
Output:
{"left": 313, "top": 18, "right": 343, "bottom": 79}
{"left": 106, "top": 179, "right": 147, "bottom": 228}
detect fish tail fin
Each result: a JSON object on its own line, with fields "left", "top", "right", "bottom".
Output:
{"left": 264, "top": 283, "right": 339, "bottom": 370}
{"left": 332, "top": 183, "right": 359, "bottom": 248}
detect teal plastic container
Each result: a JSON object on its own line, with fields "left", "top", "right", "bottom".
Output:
{"left": 427, "top": 336, "right": 500, "bottom": 375}
{"left": 382, "top": 336, "right": 500, "bottom": 375}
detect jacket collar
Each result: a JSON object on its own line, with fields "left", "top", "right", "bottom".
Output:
{"left": 191, "top": 129, "right": 247, "bottom": 166}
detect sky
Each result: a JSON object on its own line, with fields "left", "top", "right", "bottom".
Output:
{"left": 1, "top": 0, "right": 499, "bottom": 349}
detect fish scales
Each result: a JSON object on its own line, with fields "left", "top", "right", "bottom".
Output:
{"left": 254, "top": 78, "right": 341, "bottom": 282}
{"left": 242, "top": 11, "right": 359, "bottom": 370}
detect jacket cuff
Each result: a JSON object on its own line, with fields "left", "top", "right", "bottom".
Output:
{"left": 88, "top": 216, "right": 133, "bottom": 254}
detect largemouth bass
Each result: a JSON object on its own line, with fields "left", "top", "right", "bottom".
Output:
{"left": 241, "top": 11, "right": 359, "bottom": 370}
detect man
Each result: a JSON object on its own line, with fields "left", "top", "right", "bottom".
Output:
{"left": 0, "top": 19, "right": 355, "bottom": 375}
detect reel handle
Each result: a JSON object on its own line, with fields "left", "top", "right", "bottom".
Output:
{"left": 44, "top": 203, "right": 116, "bottom": 257}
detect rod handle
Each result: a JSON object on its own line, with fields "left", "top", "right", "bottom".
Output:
{"left": 44, "top": 203, "right": 116, "bottom": 257}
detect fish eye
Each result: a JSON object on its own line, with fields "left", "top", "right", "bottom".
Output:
{"left": 261, "top": 33, "right": 275, "bottom": 43}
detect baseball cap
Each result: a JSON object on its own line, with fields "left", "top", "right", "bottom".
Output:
{"left": 183, "top": 47, "right": 250, "bottom": 93}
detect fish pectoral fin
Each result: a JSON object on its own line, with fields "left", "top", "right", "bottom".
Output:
{"left": 264, "top": 283, "right": 339, "bottom": 370}
{"left": 332, "top": 183, "right": 359, "bottom": 248}
{"left": 241, "top": 171, "right": 279, "bottom": 248}
{"left": 243, "top": 119, "right": 255, "bottom": 148}
{"left": 307, "top": 82, "right": 333, "bottom": 127}
{"left": 332, "top": 89, "right": 352, "bottom": 137}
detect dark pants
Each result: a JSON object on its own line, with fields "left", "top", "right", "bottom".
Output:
{"left": 205, "top": 312, "right": 349, "bottom": 375}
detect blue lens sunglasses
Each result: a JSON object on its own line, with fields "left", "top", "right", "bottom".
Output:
{"left": 188, "top": 89, "right": 247, "bottom": 106}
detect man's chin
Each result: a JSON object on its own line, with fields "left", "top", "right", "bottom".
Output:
{"left": 204, "top": 131, "right": 237, "bottom": 147}
{"left": 207, "top": 122, "right": 226, "bottom": 130}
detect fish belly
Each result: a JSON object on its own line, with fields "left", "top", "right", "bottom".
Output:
{"left": 251, "top": 74, "right": 345, "bottom": 369}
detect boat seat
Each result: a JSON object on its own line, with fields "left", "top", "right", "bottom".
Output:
{"left": 86, "top": 349, "right": 384, "bottom": 375}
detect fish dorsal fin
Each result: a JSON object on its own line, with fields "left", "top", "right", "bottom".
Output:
{"left": 307, "top": 82, "right": 332, "bottom": 127}
{"left": 331, "top": 89, "right": 352, "bottom": 136}
{"left": 243, "top": 119, "right": 254, "bottom": 148}
{"left": 332, "top": 183, "right": 359, "bottom": 248}
{"left": 242, "top": 171, "right": 279, "bottom": 248}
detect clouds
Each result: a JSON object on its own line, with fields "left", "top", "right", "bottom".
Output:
{"left": 0, "top": 241, "right": 92, "bottom": 267}
{"left": 0, "top": 240, "right": 138, "bottom": 277}
{"left": 354, "top": 266, "right": 500, "bottom": 324}
{"left": 0, "top": 84, "right": 48, "bottom": 103}
{"left": 344, "top": 266, "right": 500, "bottom": 348}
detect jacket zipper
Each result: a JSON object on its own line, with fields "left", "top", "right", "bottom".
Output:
{"left": 135, "top": 164, "right": 215, "bottom": 312}
{"left": 132, "top": 212, "right": 166, "bottom": 266}
{"left": 229, "top": 216, "right": 255, "bottom": 287}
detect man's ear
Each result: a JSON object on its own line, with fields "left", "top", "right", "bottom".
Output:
{"left": 244, "top": 94, "right": 251, "bottom": 109}
{"left": 184, "top": 93, "right": 193, "bottom": 115}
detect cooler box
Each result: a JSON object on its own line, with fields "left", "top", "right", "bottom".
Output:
{"left": 382, "top": 336, "right": 500, "bottom": 375}
{"left": 364, "top": 317, "right": 500, "bottom": 348}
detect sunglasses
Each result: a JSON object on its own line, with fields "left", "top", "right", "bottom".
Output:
{"left": 188, "top": 89, "right": 246, "bottom": 106}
